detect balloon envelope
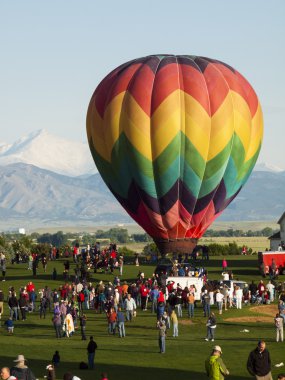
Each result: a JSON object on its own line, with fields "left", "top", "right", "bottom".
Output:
{"left": 86, "top": 55, "right": 263, "bottom": 253}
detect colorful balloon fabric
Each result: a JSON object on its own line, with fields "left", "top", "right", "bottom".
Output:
{"left": 86, "top": 55, "right": 263, "bottom": 245}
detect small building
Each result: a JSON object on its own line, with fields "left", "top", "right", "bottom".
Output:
{"left": 269, "top": 212, "right": 285, "bottom": 251}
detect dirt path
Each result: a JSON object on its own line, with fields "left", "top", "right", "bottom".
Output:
{"left": 224, "top": 304, "right": 278, "bottom": 323}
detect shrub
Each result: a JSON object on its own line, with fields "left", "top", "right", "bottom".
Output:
{"left": 208, "top": 242, "right": 245, "bottom": 256}
{"left": 118, "top": 246, "right": 136, "bottom": 257}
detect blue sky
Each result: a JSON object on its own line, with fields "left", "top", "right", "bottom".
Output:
{"left": 1, "top": 0, "right": 284, "bottom": 168}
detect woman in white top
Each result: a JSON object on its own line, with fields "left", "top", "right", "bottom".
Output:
{"left": 235, "top": 286, "right": 243, "bottom": 309}
{"left": 215, "top": 290, "right": 224, "bottom": 315}
{"left": 209, "top": 290, "right": 215, "bottom": 306}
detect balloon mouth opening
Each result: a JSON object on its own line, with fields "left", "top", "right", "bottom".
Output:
{"left": 154, "top": 238, "right": 198, "bottom": 255}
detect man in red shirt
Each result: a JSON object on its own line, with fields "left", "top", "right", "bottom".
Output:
{"left": 26, "top": 282, "right": 35, "bottom": 293}
{"left": 140, "top": 284, "right": 149, "bottom": 311}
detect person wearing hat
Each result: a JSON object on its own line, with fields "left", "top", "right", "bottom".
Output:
{"left": 45, "top": 365, "right": 55, "bottom": 380}
{"left": 10, "top": 355, "right": 36, "bottom": 380}
{"left": 205, "top": 346, "right": 229, "bottom": 380}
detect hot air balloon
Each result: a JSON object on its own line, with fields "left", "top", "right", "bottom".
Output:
{"left": 86, "top": 55, "right": 263, "bottom": 255}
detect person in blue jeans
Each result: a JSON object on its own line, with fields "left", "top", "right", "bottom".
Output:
{"left": 87, "top": 336, "right": 98, "bottom": 369}
{"left": 157, "top": 320, "right": 166, "bottom": 353}
{"left": 205, "top": 312, "right": 217, "bottom": 342}
{"left": 116, "top": 307, "right": 126, "bottom": 338}
{"left": 202, "top": 290, "right": 211, "bottom": 317}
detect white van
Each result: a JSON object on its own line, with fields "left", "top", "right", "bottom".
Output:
{"left": 166, "top": 276, "right": 204, "bottom": 300}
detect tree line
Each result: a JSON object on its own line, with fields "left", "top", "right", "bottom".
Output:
{"left": 0, "top": 226, "right": 275, "bottom": 260}
{"left": 204, "top": 227, "right": 277, "bottom": 237}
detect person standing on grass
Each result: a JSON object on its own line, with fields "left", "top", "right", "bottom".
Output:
{"left": 222, "top": 258, "right": 228, "bottom": 271}
{"left": 52, "top": 312, "right": 62, "bottom": 339}
{"left": 124, "top": 293, "right": 136, "bottom": 322}
{"left": 87, "top": 336, "right": 98, "bottom": 369}
{"left": 277, "top": 374, "right": 285, "bottom": 380}
{"left": 202, "top": 290, "right": 211, "bottom": 317}
{"left": 18, "top": 293, "right": 28, "bottom": 321}
{"left": 8, "top": 293, "right": 18, "bottom": 321}
{"left": 205, "top": 345, "right": 229, "bottom": 380}
{"left": 170, "top": 309, "right": 178, "bottom": 337}
{"left": 235, "top": 286, "right": 243, "bottom": 309}
{"left": 274, "top": 313, "right": 284, "bottom": 342}
{"left": 205, "top": 312, "right": 217, "bottom": 342}
{"left": 107, "top": 307, "right": 117, "bottom": 335}
{"left": 39, "top": 296, "right": 48, "bottom": 319}
{"left": 32, "top": 259, "right": 37, "bottom": 277}
{"left": 247, "top": 340, "right": 272, "bottom": 380}
{"left": 187, "top": 291, "right": 195, "bottom": 318}
{"left": 5, "top": 317, "right": 14, "bottom": 334}
{"left": 10, "top": 355, "right": 36, "bottom": 380}
{"left": 216, "top": 290, "right": 224, "bottom": 315}
{"left": 52, "top": 351, "right": 60, "bottom": 367}
{"left": 116, "top": 307, "right": 126, "bottom": 338}
{"left": 157, "top": 320, "right": 166, "bottom": 353}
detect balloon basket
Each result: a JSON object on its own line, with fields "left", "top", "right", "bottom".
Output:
{"left": 154, "top": 238, "right": 198, "bottom": 256}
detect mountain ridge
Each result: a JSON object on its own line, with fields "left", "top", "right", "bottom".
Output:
{"left": 0, "top": 162, "right": 284, "bottom": 231}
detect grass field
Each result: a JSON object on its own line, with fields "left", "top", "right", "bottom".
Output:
{"left": 199, "top": 237, "right": 270, "bottom": 252}
{"left": 122, "top": 236, "right": 270, "bottom": 253}
{"left": 0, "top": 255, "right": 284, "bottom": 380}
{"left": 30, "top": 220, "right": 279, "bottom": 235}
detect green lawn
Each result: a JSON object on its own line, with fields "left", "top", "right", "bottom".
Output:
{"left": 0, "top": 256, "right": 284, "bottom": 380}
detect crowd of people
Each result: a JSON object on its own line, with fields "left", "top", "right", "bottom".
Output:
{"left": 0, "top": 243, "right": 285, "bottom": 380}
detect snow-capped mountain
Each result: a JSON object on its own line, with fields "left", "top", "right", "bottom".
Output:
{"left": 0, "top": 129, "right": 96, "bottom": 177}
{"left": 254, "top": 162, "right": 285, "bottom": 173}
{"left": 0, "top": 129, "right": 284, "bottom": 177}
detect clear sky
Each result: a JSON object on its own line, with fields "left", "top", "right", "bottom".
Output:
{"left": 1, "top": 0, "right": 284, "bottom": 168}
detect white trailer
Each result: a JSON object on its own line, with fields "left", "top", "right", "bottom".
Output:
{"left": 166, "top": 276, "right": 204, "bottom": 300}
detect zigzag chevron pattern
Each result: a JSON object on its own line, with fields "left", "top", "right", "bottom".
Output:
{"left": 86, "top": 55, "right": 263, "bottom": 240}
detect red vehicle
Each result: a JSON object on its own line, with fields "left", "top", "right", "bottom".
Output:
{"left": 258, "top": 251, "right": 285, "bottom": 275}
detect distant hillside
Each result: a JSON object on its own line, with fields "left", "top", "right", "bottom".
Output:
{"left": 0, "top": 162, "right": 284, "bottom": 231}
{"left": 0, "top": 163, "right": 131, "bottom": 230}
{"left": 218, "top": 171, "right": 285, "bottom": 221}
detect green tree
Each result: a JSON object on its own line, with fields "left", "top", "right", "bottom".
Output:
{"left": 261, "top": 227, "right": 274, "bottom": 237}
{"left": 131, "top": 233, "right": 150, "bottom": 242}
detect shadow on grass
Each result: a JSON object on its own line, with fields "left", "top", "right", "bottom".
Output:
{"left": 0, "top": 356, "right": 250, "bottom": 380}
{"left": 6, "top": 274, "right": 54, "bottom": 281}
{"left": 220, "top": 322, "right": 271, "bottom": 328}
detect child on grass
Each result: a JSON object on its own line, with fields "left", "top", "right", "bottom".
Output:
{"left": 5, "top": 317, "right": 14, "bottom": 334}
{"left": 52, "top": 350, "right": 60, "bottom": 367}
